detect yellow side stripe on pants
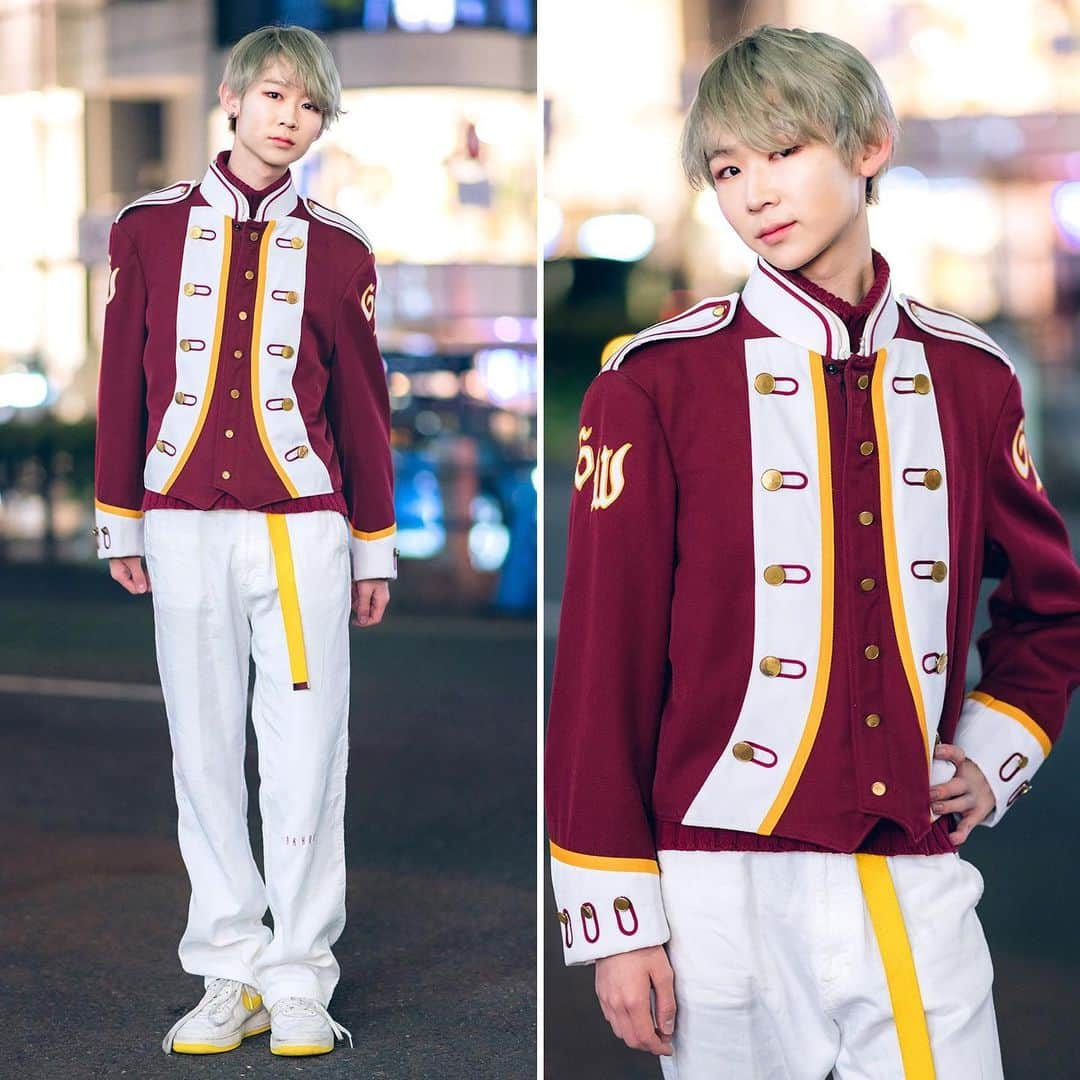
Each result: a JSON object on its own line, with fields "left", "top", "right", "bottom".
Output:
{"left": 855, "top": 854, "right": 935, "bottom": 1078}
{"left": 266, "top": 514, "right": 310, "bottom": 691}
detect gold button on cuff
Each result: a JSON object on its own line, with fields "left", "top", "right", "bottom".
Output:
{"left": 183, "top": 283, "right": 195, "bottom": 296}
{"left": 1019, "top": 754, "right": 1029, "bottom": 768}
{"left": 871, "top": 781, "right": 887, "bottom": 796}
{"left": 613, "top": 897, "right": 631, "bottom": 912}
{"left": 924, "top": 468, "right": 943, "bottom": 490}
{"left": 865, "top": 713, "right": 882, "bottom": 728}
{"left": 179, "top": 339, "right": 191, "bottom": 352}
{"left": 914, "top": 373, "right": 931, "bottom": 395}
{"left": 286, "top": 290, "right": 299, "bottom": 304}
{"left": 732, "top": 741, "right": 755, "bottom": 762}
{"left": 225, "top": 429, "right": 234, "bottom": 438}
{"left": 155, "top": 440, "right": 166, "bottom": 452}
{"left": 761, "top": 469, "right": 783, "bottom": 491}
{"left": 760, "top": 655, "right": 782, "bottom": 677}
{"left": 857, "top": 374, "right": 870, "bottom": 390}
{"left": 281, "top": 398, "right": 294, "bottom": 411}
{"left": 281, "top": 346, "right": 295, "bottom": 359}
{"left": 291, "top": 236, "right": 304, "bottom": 249}
{"left": 296, "top": 446, "right": 308, "bottom": 458}
{"left": 754, "top": 372, "right": 776, "bottom": 395}
{"left": 864, "top": 644, "right": 880, "bottom": 660}
{"left": 221, "top": 470, "right": 231, "bottom": 480}
{"left": 859, "top": 577, "right": 876, "bottom": 592}
{"left": 858, "top": 511, "right": 875, "bottom": 526}
{"left": 238, "top": 311, "right": 248, "bottom": 321}
{"left": 230, "top": 388, "right": 240, "bottom": 399}
{"left": 189, "top": 226, "right": 202, "bottom": 239}
{"left": 763, "top": 564, "right": 786, "bottom": 585}
{"left": 173, "top": 392, "right": 185, "bottom": 405}
{"left": 581, "top": 904, "right": 595, "bottom": 920}
{"left": 935, "top": 652, "right": 948, "bottom": 674}
{"left": 245, "top": 270, "right": 255, "bottom": 280}
{"left": 557, "top": 911, "right": 569, "bottom": 925}
{"left": 930, "top": 560, "right": 948, "bottom": 582}
{"left": 233, "top": 350, "right": 243, "bottom": 359}
{"left": 859, "top": 441, "right": 875, "bottom": 456}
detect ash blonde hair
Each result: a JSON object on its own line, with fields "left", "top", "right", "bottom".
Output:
{"left": 223, "top": 24, "right": 343, "bottom": 135}
{"left": 680, "top": 25, "right": 900, "bottom": 205}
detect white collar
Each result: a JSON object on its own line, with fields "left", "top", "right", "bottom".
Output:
{"left": 740, "top": 256, "right": 898, "bottom": 360}
{"left": 198, "top": 158, "right": 298, "bottom": 223}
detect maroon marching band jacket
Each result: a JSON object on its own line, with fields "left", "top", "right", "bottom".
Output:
{"left": 545, "top": 250, "right": 1080, "bottom": 964}
{"left": 92, "top": 149, "right": 397, "bottom": 580}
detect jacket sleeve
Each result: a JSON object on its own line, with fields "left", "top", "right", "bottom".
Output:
{"left": 326, "top": 254, "right": 397, "bottom": 581}
{"left": 93, "top": 220, "right": 149, "bottom": 559}
{"left": 545, "top": 367, "right": 674, "bottom": 965}
{"left": 954, "top": 373, "right": 1080, "bottom": 826}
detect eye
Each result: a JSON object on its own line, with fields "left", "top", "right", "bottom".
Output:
{"left": 714, "top": 165, "right": 737, "bottom": 182}
{"left": 774, "top": 145, "right": 801, "bottom": 158}
{"left": 303, "top": 102, "right": 320, "bottom": 111}
{"left": 265, "top": 90, "right": 280, "bottom": 99}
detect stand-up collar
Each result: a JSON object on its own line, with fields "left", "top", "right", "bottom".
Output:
{"left": 199, "top": 150, "right": 298, "bottom": 222}
{"left": 741, "top": 250, "right": 898, "bottom": 360}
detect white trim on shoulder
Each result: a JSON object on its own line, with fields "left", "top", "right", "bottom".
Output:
{"left": 898, "top": 295, "right": 1013, "bottom": 371}
{"left": 304, "top": 197, "right": 373, "bottom": 250}
{"left": 602, "top": 294, "right": 739, "bottom": 372}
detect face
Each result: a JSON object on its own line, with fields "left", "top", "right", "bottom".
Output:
{"left": 706, "top": 131, "right": 889, "bottom": 273}
{"left": 219, "top": 57, "right": 324, "bottom": 170}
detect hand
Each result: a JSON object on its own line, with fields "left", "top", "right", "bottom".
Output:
{"left": 595, "top": 945, "right": 676, "bottom": 1057}
{"left": 109, "top": 556, "right": 151, "bottom": 595}
{"left": 930, "top": 742, "right": 996, "bottom": 845}
{"left": 351, "top": 578, "right": 389, "bottom": 627}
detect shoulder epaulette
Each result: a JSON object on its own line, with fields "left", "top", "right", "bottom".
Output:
{"left": 898, "top": 294, "right": 1013, "bottom": 372}
{"left": 115, "top": 181, "right": 194, "bottom": 222}
{"left": 602, "top": 294, "right": 739, "bottom": 372}
{"left": 303, "top": 197, "right": 373, "bottom": 251}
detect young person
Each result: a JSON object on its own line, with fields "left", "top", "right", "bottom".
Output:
{"left": 92, "top": 24, "right": 397, "bottom": 1057}
{"left": 545, "top": 25, "right": 1080, "bottom": 1077}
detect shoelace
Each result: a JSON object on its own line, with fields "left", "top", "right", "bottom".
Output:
{"left": 160, "top": 977, "right": 245, "bottom": 1054}
{"left": 272, "top": 997, "right": 354, "bottom": 1048}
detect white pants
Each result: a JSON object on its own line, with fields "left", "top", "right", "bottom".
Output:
{"left": 657, "top": 849, "right": 1002, "bottom": 1080}
{"left": 144, "top": 508, "right": 352, "bottom": 1011}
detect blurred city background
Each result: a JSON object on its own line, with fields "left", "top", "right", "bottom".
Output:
{"left": 1, "top": 2, "right": 535, "bottom": 1076}
{"left": 543, "top": 1, "right": 1080, "bottom": 1076}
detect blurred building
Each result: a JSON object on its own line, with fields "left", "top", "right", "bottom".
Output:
{"left": 0, "top": 0, "right": 537, "bottom": 610}
{"left": 543, "top": 0, "right": 1080, "bottom": 502}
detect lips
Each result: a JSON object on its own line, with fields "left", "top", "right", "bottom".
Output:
{"left": 758, "top": 221, "right": 795, "bottom": 240}
{"left": 270, "top": 136, "right": 294, "bottom": 146}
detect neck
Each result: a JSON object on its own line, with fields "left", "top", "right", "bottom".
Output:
{"left": 790, "top": 211, "right": 874, "bottom": 307}
{"left": 225, "top": 139, "right": 289, "bottom": 191}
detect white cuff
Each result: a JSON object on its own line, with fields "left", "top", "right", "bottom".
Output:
{"left": 953, "top": 692, "right": 1050, "bottom": 827}
{"left": 350, "top": 526, "right": 398, "bottom": 580}
{"left": 550, "top": 842, "right": 670, "bottom": 966}
{"left": 93, "top": 500, "right": 144, "bottom": 559}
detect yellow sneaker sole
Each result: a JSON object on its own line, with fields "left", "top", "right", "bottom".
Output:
{"left": 171, "top": 1023, "right": 270, "bottom": 1054}
{"left": 271, "top": 1043, "right": 334, "bottom": 1056}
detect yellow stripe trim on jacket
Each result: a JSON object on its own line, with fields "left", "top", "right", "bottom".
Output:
{"left": 351, "top": 524, "right": 397, "bottom": 541}
{"left": 759, "top": 351, "right": 835, "bottom": 835}
{"left": 94, "top": 499, "right": 144, "bottom": 519}
{"left": 251, "top": 222, "right": 301, "bottom": 499}
{"left": 967, "top": 691, "right": 1051, "bottom": 757}
{"left": 871, "top": 348, "right": 931, "bottom": 766}
{"left": 855, "top": 854, "right": 936, "bottom": 1078}
{"left": 162, "top": 217, "right": 233, "bottom": 493}
{"left": 549, "top": 840, "right": 660, "bottom": 876}
{"left": 266, "top": 514, "right": 309, "bottom": 691}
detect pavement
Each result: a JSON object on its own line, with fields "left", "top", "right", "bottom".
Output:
{"left": 543, "top": 463, "right": 1080, "bottom": 1079}
{"left": 0, "top": 562, "right": 536, "bottom": 1079}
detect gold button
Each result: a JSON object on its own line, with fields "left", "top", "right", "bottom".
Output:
{"left": 935, "top": 652, "right": 948, "bottom": 674}
{"left": 857, "top": 374, "right": 870, "bottom": 390}
{"left": 221, "top": 470, "right": 231, "bottom": 480}
{"left": 754, "top": 372, "right": 776, "bottom": 395}
{"left": 859, "top": 577, "right": 876, "bottom": 592}
{"left": 183, "top": 283, "right": 195, "bottom": 296}
{"left": 763, "top": 564, "right": 786, "bottom": 585}
{"left": 871, "top": 781, "right": 887, "bottom": 796}
{"left": 712, "top": 304, "right": 727, "bottom": 317}
{"left": 924, "top": 468, "right": 942, "bottom": 490}
{"left": 174, "top": 392, "right": 185, "bottom": 404}
{"left": 864, "top": 644, "right": 880, "bottom": 660}
{"left": 281, "top": 398, "right": 294, "bottom": 411}
{"left": 230, "top": 388, "right": 240, "bottom": 399}
{"left": 613, "top": 897, "right": 631, "bottom": 912}
{"left": 286, "top": 290, "right": 299, "bottom": 304}
{"left": 858, "top": 511, "right": 874, "bottom": 525}
{"left": 1019, "top": 754, "right": 1030, "bottom": 768}
{"left": 233, "top": 350, "right": 243, "bottom": 359}
{"left": 291, "top": 236, "right": 304, "bottom": 249}
{"left": 760, "top": 655, "right": 782, "bottom": 677}
{"left": 155, "top": 440, "right": 166, "bottom": 452}
{"left": 914, "top": 373, "right": 931, "bottom": 395}
{"left": 225, "top": 429, "right": 234, "bottom": 438}
{"left": 865, "top": 713, "right": 882, "bottom": 728}
{"left": 238, "top": 311, "right": 248, "bottom": 321}
{"left": 189, "top": 226, "right": 202, "bottom": 239}
{"left": 250, "top": 232, "right": 259, "bottom": 241}
{"left": 296, "top": 445, "right": 308, "bottom": 458}
{"left": 732, "top": 741, "right": 755, "bottom": 762}
{"left": 581, "top": 904, "right": 595, "bottom": 920}
{"left": 245, "top": 270, "right": 254, "bottom": 280}
{"left": 930, "top": 560, "right": 948, "bottom": 582}
{"left": 281, "top": 345, "right": 295, "bottom": 359}
{"left": 761, "top": 469, "right": 783, "bottom": 491}
{"left": 179, "top": 339, "right": 191, "bottom": 352}
{"left": 859, "top": 440, "right": 875, "bottom": 456}
{"left": 557, "top": 911, "right": 569, "bottom": 925}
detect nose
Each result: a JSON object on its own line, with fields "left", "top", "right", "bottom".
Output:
{"left": 743, "top": 163, "right": 777, "bottom": 214}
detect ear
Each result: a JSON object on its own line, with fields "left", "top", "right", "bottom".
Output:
{"left": 218, "top": 79, "right": 240, "bottom": 119}
{"left": 858, "top": 131, "right": 893, "bottom": 179}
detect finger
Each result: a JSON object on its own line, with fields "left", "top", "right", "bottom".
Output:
{"left": 355, "top": 583, "right": 376, "bottom": 626}
{"left": 110, "top": 561, "right": 138, "bottom": 595}
{"left": 652, "top": 971, "right": 677, "bottom": 1038}
{"left": 933, "top": 793, "right": 976, "bottom": 816}
{"left": 130, "top": 560, "right": 150, "bottom": 594}
{"left": 948, "top": 808, "right": 983, "bottom": 845}
{"left": 626, "top": 998, "right": 667, "bottom": 1055}
{"left": 935, "top": 743, "right": 966, "bottom": 764}
{"left": 368, "top": 586, "right": 389, "bottom": 625}
{"left": 929, "top": 777, "right": 970, "bottom": 802}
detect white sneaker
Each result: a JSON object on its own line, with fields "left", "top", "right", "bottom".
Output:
{"left": 161, "top": 977, "right": 270, "bottom": 1054}
{"left": 269, "top": 996, "right": 354, "bottom": 1056}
